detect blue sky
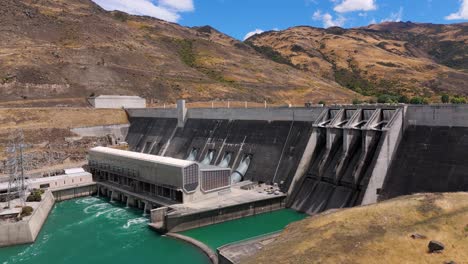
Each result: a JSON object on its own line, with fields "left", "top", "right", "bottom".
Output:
{"left": 92, "top": 0, "right": 468, "bottom": 40}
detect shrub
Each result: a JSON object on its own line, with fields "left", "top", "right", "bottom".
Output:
{"left": 318, "top": 100, "right": 326, "bottom": 106}
{"left": 376, "top": 42, "right": 389, "bottom": 49}
{"left": 21, "top": 206, "right": 33, "bottom": 217}
{"left": 291, "top": 45, "right": 305, "bottom": 53}
{"left": 245, "top": 42, "right": 293, "bottom": 66}
{"left": 352, "top": 98, "right": 362, "bottom": 105}
{"left": 450, "top": 96, "right": 467, "bottom": 104}
{"left": 377, "top": 94, "right": 400, "bottom": 104}
{"left": 409, "top": 96, "right": 428, "bottom": 105}
{"left": 398, "top": 95, "right": 409, "bottom": 104}
{"left": 376, "top": 61, "right": 399, "bottom": 68}
{"left": 325, "top": 27, "right": 346, "bottom": 35}
{"left": 26, "top": 189, "right": 43, "bottom": 202}
{"left": 174, "top": 39, "right": 196, "bottom": 67}
{"left": 334, "top": 68, "right": 374, "bottom": 95}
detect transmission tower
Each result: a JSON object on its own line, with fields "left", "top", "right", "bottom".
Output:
{"left": 5, "top": 129, "right": 27, "bottom": 208}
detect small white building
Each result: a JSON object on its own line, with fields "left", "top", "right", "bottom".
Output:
{"left": 0, "top": 172, "right": 93, "bottom": 196}
{"left": 88, "top": 95, "right": 146, "bottom": 109}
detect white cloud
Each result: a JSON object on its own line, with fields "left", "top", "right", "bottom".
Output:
{"left": 445, "top": 0, "right": 468, "bottom": 20}
{"left": 159, "top": 0, "right": 194, "bottom": 12}
{"left": 313, "top": 10, "right": 346, "bottom": 28}
{"left": 381, "top": 7, "right": 403, "bottom": 22}
{"left": 92, "top": 0, "right": 194, "bottom": 22}
{"left": 334, "top": 0, "right": 377, "bottom": 13}
{"left": 369, "top": 18, "right": 377, "bottom": 24}
{"left": 243, "top": 29, "right": 264, "bottom": 40}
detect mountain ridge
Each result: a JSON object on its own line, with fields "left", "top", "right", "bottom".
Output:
{"left": 0, "top": 0, "right": 466, "bottom": 105}
{"left": 247, "top": 21, "right": 467, "bottom": 100}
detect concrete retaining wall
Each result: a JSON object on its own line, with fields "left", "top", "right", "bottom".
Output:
{"left": 71, "top": 124, "right": 129, "bottom": 141}
{"left": 0, "top": 191, "right": 55, "bottom": 247}
{"left": 52, "top": 184, "right": 97, "bottom": 202}
{"left": 127, "top": 108, "right": 177, "bottom": 118}
{"left": 165, "top": 196, "right": 286, "bottom": 233}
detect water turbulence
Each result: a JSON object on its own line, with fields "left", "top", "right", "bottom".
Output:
{"left": 0, "top": 197, "right": 209, "bottom": 264}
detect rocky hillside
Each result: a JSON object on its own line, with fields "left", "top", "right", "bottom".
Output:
{"left": 0, "top": 0, "right": 356, "bottom": 104}
{"left": 1, "top": 0, "right": 466, "bottom": 104}
{"left": 247, "top": 22, "right": 468, "bottom": 100}
{"left": 247, "top": 193, "right": 468, "bottom": 264}
{"left": 0, "top": 107, "right": 128, "bottom": 174}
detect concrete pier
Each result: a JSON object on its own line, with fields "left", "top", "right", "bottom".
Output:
{"left": 150, "top": 192, "right": 286, "bottom": 233}
{"left": 0, "top": 191, "right": 55, "bottom": 247}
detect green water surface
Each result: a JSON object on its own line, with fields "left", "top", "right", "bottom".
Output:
{"left": 181, "top": 209, "right": 306, "bottom": 250}
{"left": 0, "top": 197, "right": 209, "bottom": 264}
{"left": 0, "top": 198, "right": 306, "bottom": 263}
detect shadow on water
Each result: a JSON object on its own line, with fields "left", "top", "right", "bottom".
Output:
{"left": 0, "top": 196, "right": 209, "bottom": 264}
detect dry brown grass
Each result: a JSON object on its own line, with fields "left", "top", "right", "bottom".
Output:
{"left": 246, "top": 193, "right": 468, "bottom": 264}
{"left": 249, "top": 25, "right": 468, "bottom": 98}
{"left": 0, "top": 107, "right": 128, "bottom": 171}
{"left": 0, "top": 108, "right": 128, "bottom": 131}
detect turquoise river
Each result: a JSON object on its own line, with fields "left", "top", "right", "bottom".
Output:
{"left": 0, "top": 197, "right": 306, "bottom": 263}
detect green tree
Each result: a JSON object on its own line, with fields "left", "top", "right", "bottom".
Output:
{"left": 377, "top": 94, "right": 399, "bottom": 104}
{"left": 410, "top": 96, "right": 424, "bottom": 104}
{"left": 398, "top": 95, "right": 409, "bottom": 104}
{"left": 441, "top": 94, "right": 450, "bottom": 103}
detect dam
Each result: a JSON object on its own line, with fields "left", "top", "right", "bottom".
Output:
{"left": 87, "top": 101, "right": 467, "bottom": 234}
{"left": 1, "top": 102, "right": 466, "bottom": 263}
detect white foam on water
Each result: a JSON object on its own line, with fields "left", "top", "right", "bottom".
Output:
{"left": 83, "top": 203, "right": 111, "bottom": 214}
{"left": 95, "top": 208, "right": 119, "bottom": 217}
{"left": 122, "top": 217, "right": 148, "bottom": 229}
{"left": 75, "top": 197, "right": 100, "bottom": 205}
{"left": 105, "top": 208, "right": 127, "bottom": 220}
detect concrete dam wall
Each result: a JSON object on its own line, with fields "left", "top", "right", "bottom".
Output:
{"left": 126, "top": 117, "right": 314, "bottom": 191}
{"left": 125, "top": 103, "right": 467, "bottom": 216}
{"left": 380, "top": 105, "right": 468, "bottom": 199}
